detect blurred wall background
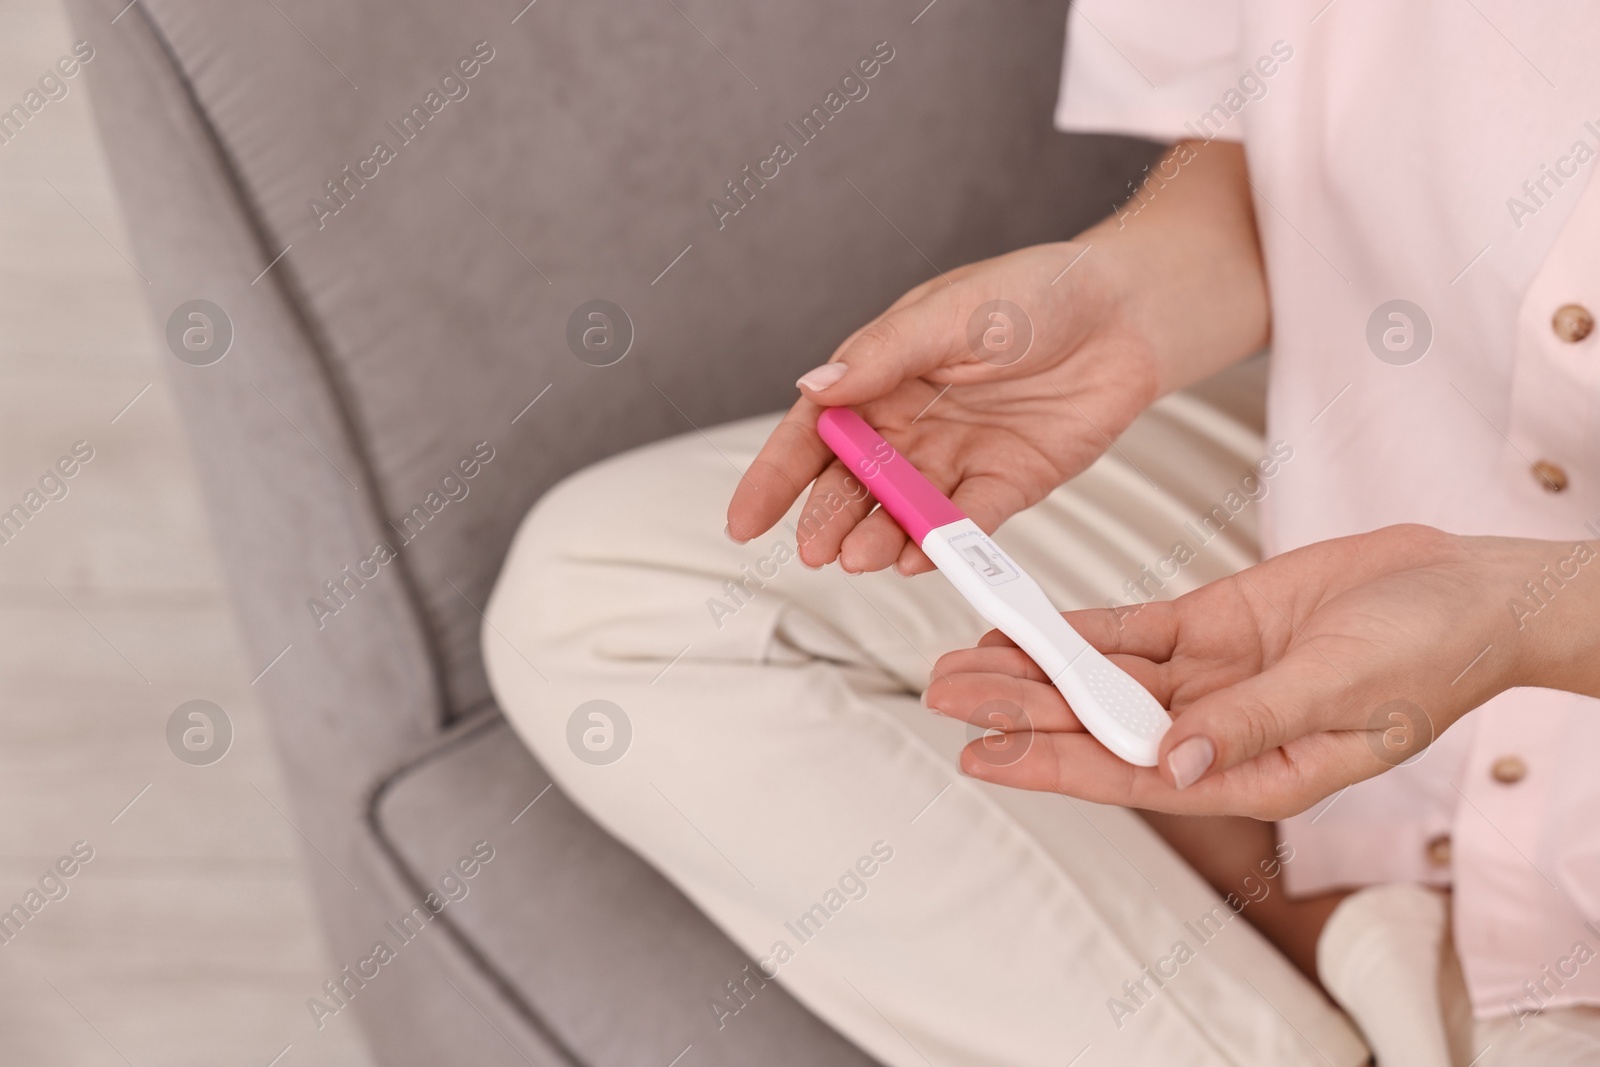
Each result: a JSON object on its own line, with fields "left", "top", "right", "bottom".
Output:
{"left": 0, "top": 2, "right": 374, "bottom": 1063}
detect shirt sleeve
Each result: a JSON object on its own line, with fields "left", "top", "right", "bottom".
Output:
{"left": 1055, "top": 0, "right": 1244, "bottom": 143}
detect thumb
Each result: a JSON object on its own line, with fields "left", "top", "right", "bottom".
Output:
{"left": 795, "top": 285, "right": 973, "bottom": 406}
{"left": 1158, "top": 649, "right": 1353, "bottom": 790}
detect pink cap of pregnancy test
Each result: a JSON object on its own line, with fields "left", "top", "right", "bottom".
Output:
{"left": 816, "top": 408, "right": 967, "bottom": 545}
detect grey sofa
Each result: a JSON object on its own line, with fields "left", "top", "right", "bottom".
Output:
{"left": 68, "top": 1, "right": 1165, "bottom": 1062}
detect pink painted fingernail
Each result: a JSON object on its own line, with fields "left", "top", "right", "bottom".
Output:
{"left": 796, "top": 363, "right": 848, "bottom": 392}
{"left": 1166, "top": 736, "right": 1215, "bottom": 790}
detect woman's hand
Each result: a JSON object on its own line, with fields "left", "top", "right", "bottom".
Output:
{"left": 726, "top": 140, "right": 1269, "bottom": 575}
{"left": 925, "top": 525, "right": 1600, "bottom": 820}
{"left": 726, "top": 241, "right": 1160, "bottom": 576}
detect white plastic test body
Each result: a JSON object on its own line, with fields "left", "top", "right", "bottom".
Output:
{"left": 816, "top": 407, "right": 1170, "bottom": 766}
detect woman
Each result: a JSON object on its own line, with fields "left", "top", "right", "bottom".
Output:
{"left": 487, "top": 3, "right": 1600, "bottom": 1063}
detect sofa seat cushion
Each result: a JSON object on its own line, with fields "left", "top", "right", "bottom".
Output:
{"left": 373, "top": 711, "right": 880, "bottom": 1066}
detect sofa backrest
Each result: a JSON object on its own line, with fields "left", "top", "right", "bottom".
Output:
{"left": 80, "top": 0, "right": 1152, "bottom": 722}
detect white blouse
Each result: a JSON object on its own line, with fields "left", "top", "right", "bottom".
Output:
{"left": 1057, "top": 0, "right": 1600, "bottom": 1019}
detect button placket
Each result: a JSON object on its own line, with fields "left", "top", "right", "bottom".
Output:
{"left": 1506, "top": 179, "right": 1600, "bottom": 509}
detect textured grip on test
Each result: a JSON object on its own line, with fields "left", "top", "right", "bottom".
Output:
{"left": 1056, "top": 652, "right": 1169, "bottom": 765}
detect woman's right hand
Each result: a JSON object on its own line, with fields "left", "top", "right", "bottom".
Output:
{"left": 724, "top": 140, "right": 1268, "bottom": 576}
{"left": 725, "top": 240, "right": 1161, "bottom": 576}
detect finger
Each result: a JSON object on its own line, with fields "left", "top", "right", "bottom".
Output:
{"left": 977, "top": 628, "right": 1019, "bottom": 649}
{"left": 962, "top": 731, "right": 1144, "bottom": 801}
{"left": 858, "top": 273, "right": 947, "bottom": 323}
{"left": 794, "top": 286, "right": 974, "bottom": 407}
{"left": 932, "top": 639, "right": 1168, "bottom": 702}
{"left": 944, "top": 473, "right": 1037, "bottom": 542}
{"left": 925, "top": 672, "right": 1083, "bottom": 733}
{"left": 1156, "top": 645, "right": 1351, "bottom": 791}
{"left": 808, "top": 281, "right": 944, "bottom": 391}
{"left": 752, "top": 269, "right": 965, "bottom": 536}
{"left": 977, "top": 601, "right": 1184, "bottom": 660}
{"left": 1061, "top": 602, "right": 1181, "bottom": 663}
{"left": 837, "top": 506, "right": 911, "bottom": 573}
{"left": 893, "top": 539, "right": 936, "bottom": 576}
{"left": 793, "top": 459, "right": 877, "bottom": 567}
{"left": 727, "top": 401, "right": 834, "bottom": 542}
{"left": 962, "top": 729, "right": 1371, "bottom": 820}
{"left": 829, "top": 265, "right": 987, "bottom": 366}
{"left": 932, "top": 644, "right": 1048, "bottom": 684}
{"left": 934, "top": 627, "right": 1177, "bottom": 710}
{"left": 929, "top": 643, "right": 1171, "bottom": 725}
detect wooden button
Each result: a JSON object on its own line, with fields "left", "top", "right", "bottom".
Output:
{"left": 1491, "top": 756, "right": 1527, "bottom": 784}
{"left": 1553, "top": 304, "right": 1595, "bottom": 344}
{"left": 1533, "top": 461, "right": 1569, "bottom": 493}
{"left": 1425, "top": 833, "right": 1452, "bottom": 868}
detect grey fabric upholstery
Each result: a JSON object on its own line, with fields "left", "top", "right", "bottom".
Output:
{"left": 374, "top": 712, "right": 880, "bottom": 1065}
{"left": 66, "top": 0, "right": 1162, "bottom": 1062}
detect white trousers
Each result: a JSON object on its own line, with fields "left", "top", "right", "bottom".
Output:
{"left": 484, "top": 398, "right": 1370, "bottom": 1067}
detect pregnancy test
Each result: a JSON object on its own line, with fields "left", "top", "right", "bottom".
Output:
{"left": 816, "top": 407, "right": 1169, "bottom": 766}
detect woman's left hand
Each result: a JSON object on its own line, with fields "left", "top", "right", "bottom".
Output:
{"left": 924, "top": 524, "right": 1598, "bottom": 819}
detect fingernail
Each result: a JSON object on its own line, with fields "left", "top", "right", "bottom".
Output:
{"left": 920, "top": 688, "right": 931, "bottom": 709}
{"left": 1166, "top": 736, "right": 1215, "bottom": 791}
{"left": 796, "top": 363, "right": 848, "bottom": 392}
{"left": 724, "top": 523, "right": 747, "bottom": 545}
